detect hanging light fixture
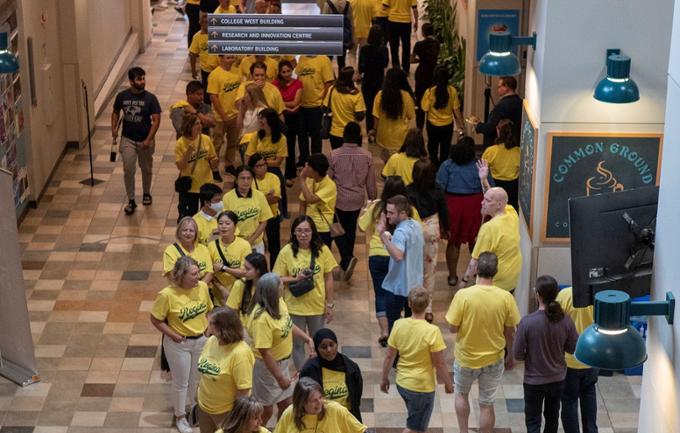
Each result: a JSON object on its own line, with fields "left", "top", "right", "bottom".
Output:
{"left": 593, "top": 49, "right": 639, "bottom": 103}
{"left": 478, "top": 31, "right": 536, "bottom": 77}
{"left": 0, "top": 32, "right": 18, "bottom": 74}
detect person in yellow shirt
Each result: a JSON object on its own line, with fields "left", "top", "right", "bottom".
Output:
{"left": 208, "top": 211, "right": 252, "bottom": 306}
{"left": 208, "top": 54, "right": 242, "bottom": 177}
{"left": 458, "top": 186, "right": 522, "bottom": 293}
{"left": 421, "top": 66, "right": 464, "bottom": 166}
{"left": 222, "top": 166, "right": 273, "bottom": 253}
{"left": 373, "top": 68, "right": 416, "bottom": 158}
{"left": 250, "top": 153, "right": 282, "bottom": 263}
{"left": 163, "top": 216, "right": 213, "bottom": 282}
{"left": 240, "top": 55, "right": 278, "bottom": 82}
{"left": 322, "top": 66, "right": 366, "bottom": 150}
{"left": 214, "top": 0, "right": 237, "bottom": 13}
{"left": 381, "top": 128, "right": 427, "bottom": 185}
{"left": 196, "top": 308, "right": 254, "bottom": 433}
{"left": 235, "top": 62, "right": 286, "bottom": 115}
{"left": 381, "top": 287, "right": 453, "bottom": 433}
{"left": 298, "top": 154, "right": 337, "bottom": 246}
{"left": 556, "top": 286, "right": 599, "bottom": 433}
{"left": 349, "top": 0, "right": 376, "bottom": 59}
{"left": 445, "top": 252, "right": 520, "bottom": 433}
{"left": 482, "top": 119, "right": 520, "bottom": 210}
{"left": 248, "top": 273, "right": 314, "bottom": 424}
{"left": 274, "top": 216, "right": 338, "bottom": 369}
{"left": 273, "top": 377, "right": 367, "bottom": 433}
{"left": 225, "top": 252, "right": 269, "bottom": 322}
{"left": 215, "top": 396, "right": 271, "bottom": 433}
{"left": 295, "top": 55, "right": 335, "bottom": 156}
{"left": 169, "top": 80, "right": 216, "bottom": 141}
{"left": 189, "top": 13, "right": 219, "bottom": 103}
{"left": 382, "top": 0, "right": 418, "bottom": 74}
{"left": 193, "top": 183, "right": 224, "bottom": 246}
{"left": 175, "top": 114, "right": 218, "bottom": 221}
{"left": 150, "top": 256, "right": 214, "bottom": 433}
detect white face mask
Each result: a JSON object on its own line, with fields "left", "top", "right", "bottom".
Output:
{"left": 210, "top": 201, "right": 224, "bottom": 213}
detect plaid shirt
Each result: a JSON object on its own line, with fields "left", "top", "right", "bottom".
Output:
{"left": 328, "top": 143, "right": 377, "bottom": 211}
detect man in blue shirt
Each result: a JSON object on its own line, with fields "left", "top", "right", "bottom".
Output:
{"left": 377, "top": 194, "right": 424, "bottom": 332}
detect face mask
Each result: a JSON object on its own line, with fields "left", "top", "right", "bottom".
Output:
{"left": 210, "top": 201, "right": 224, "bottom": 213}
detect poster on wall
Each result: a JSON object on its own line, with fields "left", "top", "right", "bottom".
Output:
{"left": 476, "top": 9, "right": 520, "bottom": 61}
{"left": 542, "top": 133, "right": 663, "bottom": 242}
{"left": 518, "top": 100, "right": 537, "bottom": 232}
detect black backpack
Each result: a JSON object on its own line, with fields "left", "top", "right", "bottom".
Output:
{"left": 326, "top": 0, "right": 354, "bottom": 50}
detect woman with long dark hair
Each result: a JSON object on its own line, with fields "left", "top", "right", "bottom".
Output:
{"left": 514, "top": 275, "right": 579, "bottom": 433}
{"left": 382, "top": 128, "right": 427, "bottom": 185}
{"left": 373, "top": 68, "right": 415, "bottom": 159}
{"left": 407, "top": 159, "right": 448, "bottom": 322}
{"left": 273, "top": 59, "right": 303, "bottom": 186}
{"left": 358, "top": 24, "right": 389, "bottom": 141}
{"left": 411, "top": 22, "right": 440, "bottom": 129}
{"left": 421, "top": 65, "right": 464, "bottom": 166}
{"left": 358, "top": 176, "right": 421, "bottom": 346}
{"left": 323, "top": 66, "right": 366, "bottom": 149}
{"left": 482, "top": 118, "right": 520, "bottom": 210}
{"left": 273, "top": 216, "right": 338, "bottom": 369}
{"left": 225, "top": 252, "right": 268, "bottom": 322}
{"left": 249, "top": 153, "right": 282, "bottom": 263}
{"left": 273, "top": 377, "right": 366, "bottom": 433}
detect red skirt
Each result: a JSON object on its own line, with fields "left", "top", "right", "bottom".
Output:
{"left": 446, "top": 192, "right": 484, "bottom": 246}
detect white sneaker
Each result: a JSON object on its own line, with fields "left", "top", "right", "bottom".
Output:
{"left": 176, "top": 417, "right": 193, "bottom": 433}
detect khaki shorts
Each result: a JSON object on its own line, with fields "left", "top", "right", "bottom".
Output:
{"left": 453, "top": 359, "right": 504, "bottom": 406}
{"left": 252, "top": 357, "right": 293, "bottom": 406}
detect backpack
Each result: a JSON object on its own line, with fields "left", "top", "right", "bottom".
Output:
{"left": 326, "top": 0, "right": 354, "bottom": 50}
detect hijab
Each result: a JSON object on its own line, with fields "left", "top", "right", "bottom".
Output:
{"left": 313, "top": 328, "right": 345, "bottom": 372}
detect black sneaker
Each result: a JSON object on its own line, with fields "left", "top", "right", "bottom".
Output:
{"left": 142, "top": 194, "right": 152, "bottom": 206}
{"left": 124, "top": 200, "right": 137, "bottom": 215}
{"left": 212, "top": 170, "right": 223, "bottom": 182}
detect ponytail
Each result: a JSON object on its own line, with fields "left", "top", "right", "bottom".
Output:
{"left": 536, "top": 275, "right": 564, "bottom": 323}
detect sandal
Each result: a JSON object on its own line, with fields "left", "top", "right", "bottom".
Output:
{"left": 448, "top": 276, "right": 458, "bottom": 287}
{"left": 378, "top": 336, "right": 388, "bottom": 347}
{"left": 142, "top": 194, "right": 152, "bottom": 206}
{"left": 124, "top": 200, "right": 137, "bottom": 215}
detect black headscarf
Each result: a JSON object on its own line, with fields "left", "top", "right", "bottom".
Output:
{"left": 313, "top": 328, "right": 346, "bottom": 372}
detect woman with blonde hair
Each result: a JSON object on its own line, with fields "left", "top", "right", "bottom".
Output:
{"left": 216, "top": 396, "right": 270, "bottom": 433}
{"left": 237, "top": 83, "right": 269, "bottom": 162}
{"left": 150, "top": 256, "right": 213, "bottom": 433}
{"left": 163, "top": 216, "right": 212, "bottom": 282}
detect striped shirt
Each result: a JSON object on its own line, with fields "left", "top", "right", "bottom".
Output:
{"left": 328, "top": 143, "right": 378, "bottom": 211}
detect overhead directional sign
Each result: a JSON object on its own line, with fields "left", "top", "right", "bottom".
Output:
{"left": 207, "top": 14, "right": 343, "bottom": 55}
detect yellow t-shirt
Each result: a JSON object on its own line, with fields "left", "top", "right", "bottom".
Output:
{"left": 197, "top": 337, "right": 254, "bottom": 414}
{"left": 381, "top": 152, "right": 418, "bottom": 185}
{"left": 357, "top": 201, "right": 421, "bottom": 257}
{"left": 247, "top": 304, "right": 294, "bottom": 360}
{"left": 226, "top": 279, "right": 251, "bottom": 315}
{"left": 218, "top": 428, "right": 269, "bottom": 433}
{"left": 193, "top": 212, "right": 219, "bottom": 246}
{"left": 235, "top": 81, "right": 285, "bottom": 114}
{"left": 351, "top": 0, "right": 376, "bottom": 39}
{"left": 163, "top": 242, "right": 212, "bottom": 277}
{"left": 274, "top": 401, "right": 366, "bottom": 433}
{"left": 254, "top": 172, "right": 282, "bottom": 216}
{"left": 174, "top": 134, "right": 217, "bottom": 194}
{"left": 373, "top": 90, "right": 415, "bottom": 150}
{"left": 471, "top": 205, "right": 522, "bottom": 291}
{"left": 482, "top": 144, "right": 520, "bottom": 181}
{"left": 246, "top": 133, "right": 288, "bottom": 163}
{"left": 383, "top": 0, "right": 416, "bottom": 23}
{"left": 296, "top": 56, "right": 335, "bottom": 108}
{"left": 421, "top": 85, "right": 461, "bottom": 127}
{"left": 189, "top": 32, "right": 219, "bottom": 72}
{"left": 274, "top": 244, "right": 338, "bottom": 316}
{"left": 207, "top": 66, "right": 242, "bottom": 120}
{"left": 556, "top": 287, "right": 594, "bottom": 369}
{"left": 374, "top": 0, "right": 388, "bottom": 17}
{"left": 387, "top": 317, "right": 446, "bottom": 392}
{"left": 239, "top": 56, "right": 279, "bottom": 82}
{"left": 207, "top": 237, "right": 252, "bottom": 299}
{"left": 299, "top": 176, "right": 337, "bottom": 233}
{"left": 187, "top": 0, "right": 199, "bottom": 4}
{"left": 151, "top": 281, "right": 214, "bottom": 336}
{"left": 323, "top": 86, "right": 367, "bottom": 137}
{"left": 214, "top": 4, "right": 237, "bottom": 13}
{"left": 222, "top": 188, "right": 274, "bottom": 245}
{"left": 445, "top": 284, "right": 520, "bottom": 369}
{"left": 322, "top": 368, "right": 350, "bottom": 409}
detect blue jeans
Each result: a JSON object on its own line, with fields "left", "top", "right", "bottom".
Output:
{"left": 397, "top": 384, "right": 435, "bottom": 433}
{"left": 385, "top": 290, "right": 411, "bottom": 333}
{"left": 368, "top": 255, "right": 390, "bottom": 318}
{"left": 561, "top": 368, "right": 599, "bottom": 433}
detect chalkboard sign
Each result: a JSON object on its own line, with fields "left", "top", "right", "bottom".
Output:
{"left": 543, "top": 133, "right": 662, "bottom": 241}
{"left": 518, "top": 101, "right": 537, "bottom": 231}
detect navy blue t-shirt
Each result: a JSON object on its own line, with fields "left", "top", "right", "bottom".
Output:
{"left": 113, "top": 89, "right": 162, "bottom": 142}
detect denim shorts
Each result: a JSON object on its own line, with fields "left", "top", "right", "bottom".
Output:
{"left": 396, "top": 384, "right": 435, "bottom": 433}
{"left": 453, "top": 359, "right": 504, "bottom": 406}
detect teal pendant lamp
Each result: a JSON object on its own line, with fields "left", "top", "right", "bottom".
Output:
{"left": 478, "top": 31, "right": 536, "bottom": 76}
{"left": 0, "top": 32, "right": 18, "bottom": 74}
{"left": 594, "top": 49, "right": 639, "bottom": 103}
{"left": 575, "top": 290, "right": 675, "bottom": 370}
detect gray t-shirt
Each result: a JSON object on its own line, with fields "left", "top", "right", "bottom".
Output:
{"left": 513, "top": 310, "right": 578, "bottom": 385}
{"left": 170, "top": 102, "right": 212, "bottom": 138}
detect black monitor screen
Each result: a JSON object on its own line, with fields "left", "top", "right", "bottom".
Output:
{"left": 569, "top": 186, "right": 658, "bottom": 307}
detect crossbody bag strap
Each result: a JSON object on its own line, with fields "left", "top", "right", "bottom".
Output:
{"left": 173, "top": 243, "right": 186, "bottom": 257}
{"left": 189, "top": 135, "right": 202, "bottom": 175}
{"left": 326, "top": 0, "right": 339, "bottom": 14}
{"left": 214, "top": 238, "right": 229, "bottom": 266}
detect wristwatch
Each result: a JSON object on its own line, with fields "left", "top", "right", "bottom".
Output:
{"left": 221, "top": 264, "right": 228, "bottom": 272}
{"left": 325, "top": 303, "right": 335, "bottom": 310}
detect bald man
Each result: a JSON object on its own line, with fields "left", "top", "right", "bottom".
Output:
{"left": 458, "top": 186, "right": 522, "bottom": 293}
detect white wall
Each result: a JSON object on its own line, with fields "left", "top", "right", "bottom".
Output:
{"left": 638, "top": 2, "right": 680, "bottom": 431}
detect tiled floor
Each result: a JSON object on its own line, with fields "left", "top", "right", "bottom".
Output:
{"left": 0, "top": 6, "right": 642, "bottom": 433}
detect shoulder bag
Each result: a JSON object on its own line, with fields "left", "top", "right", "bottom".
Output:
{"left": 288, "top": 252, "right": 316, "bottom": 297}
{"left": 321, "top": 87, "right": 334, "bottom": 140}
